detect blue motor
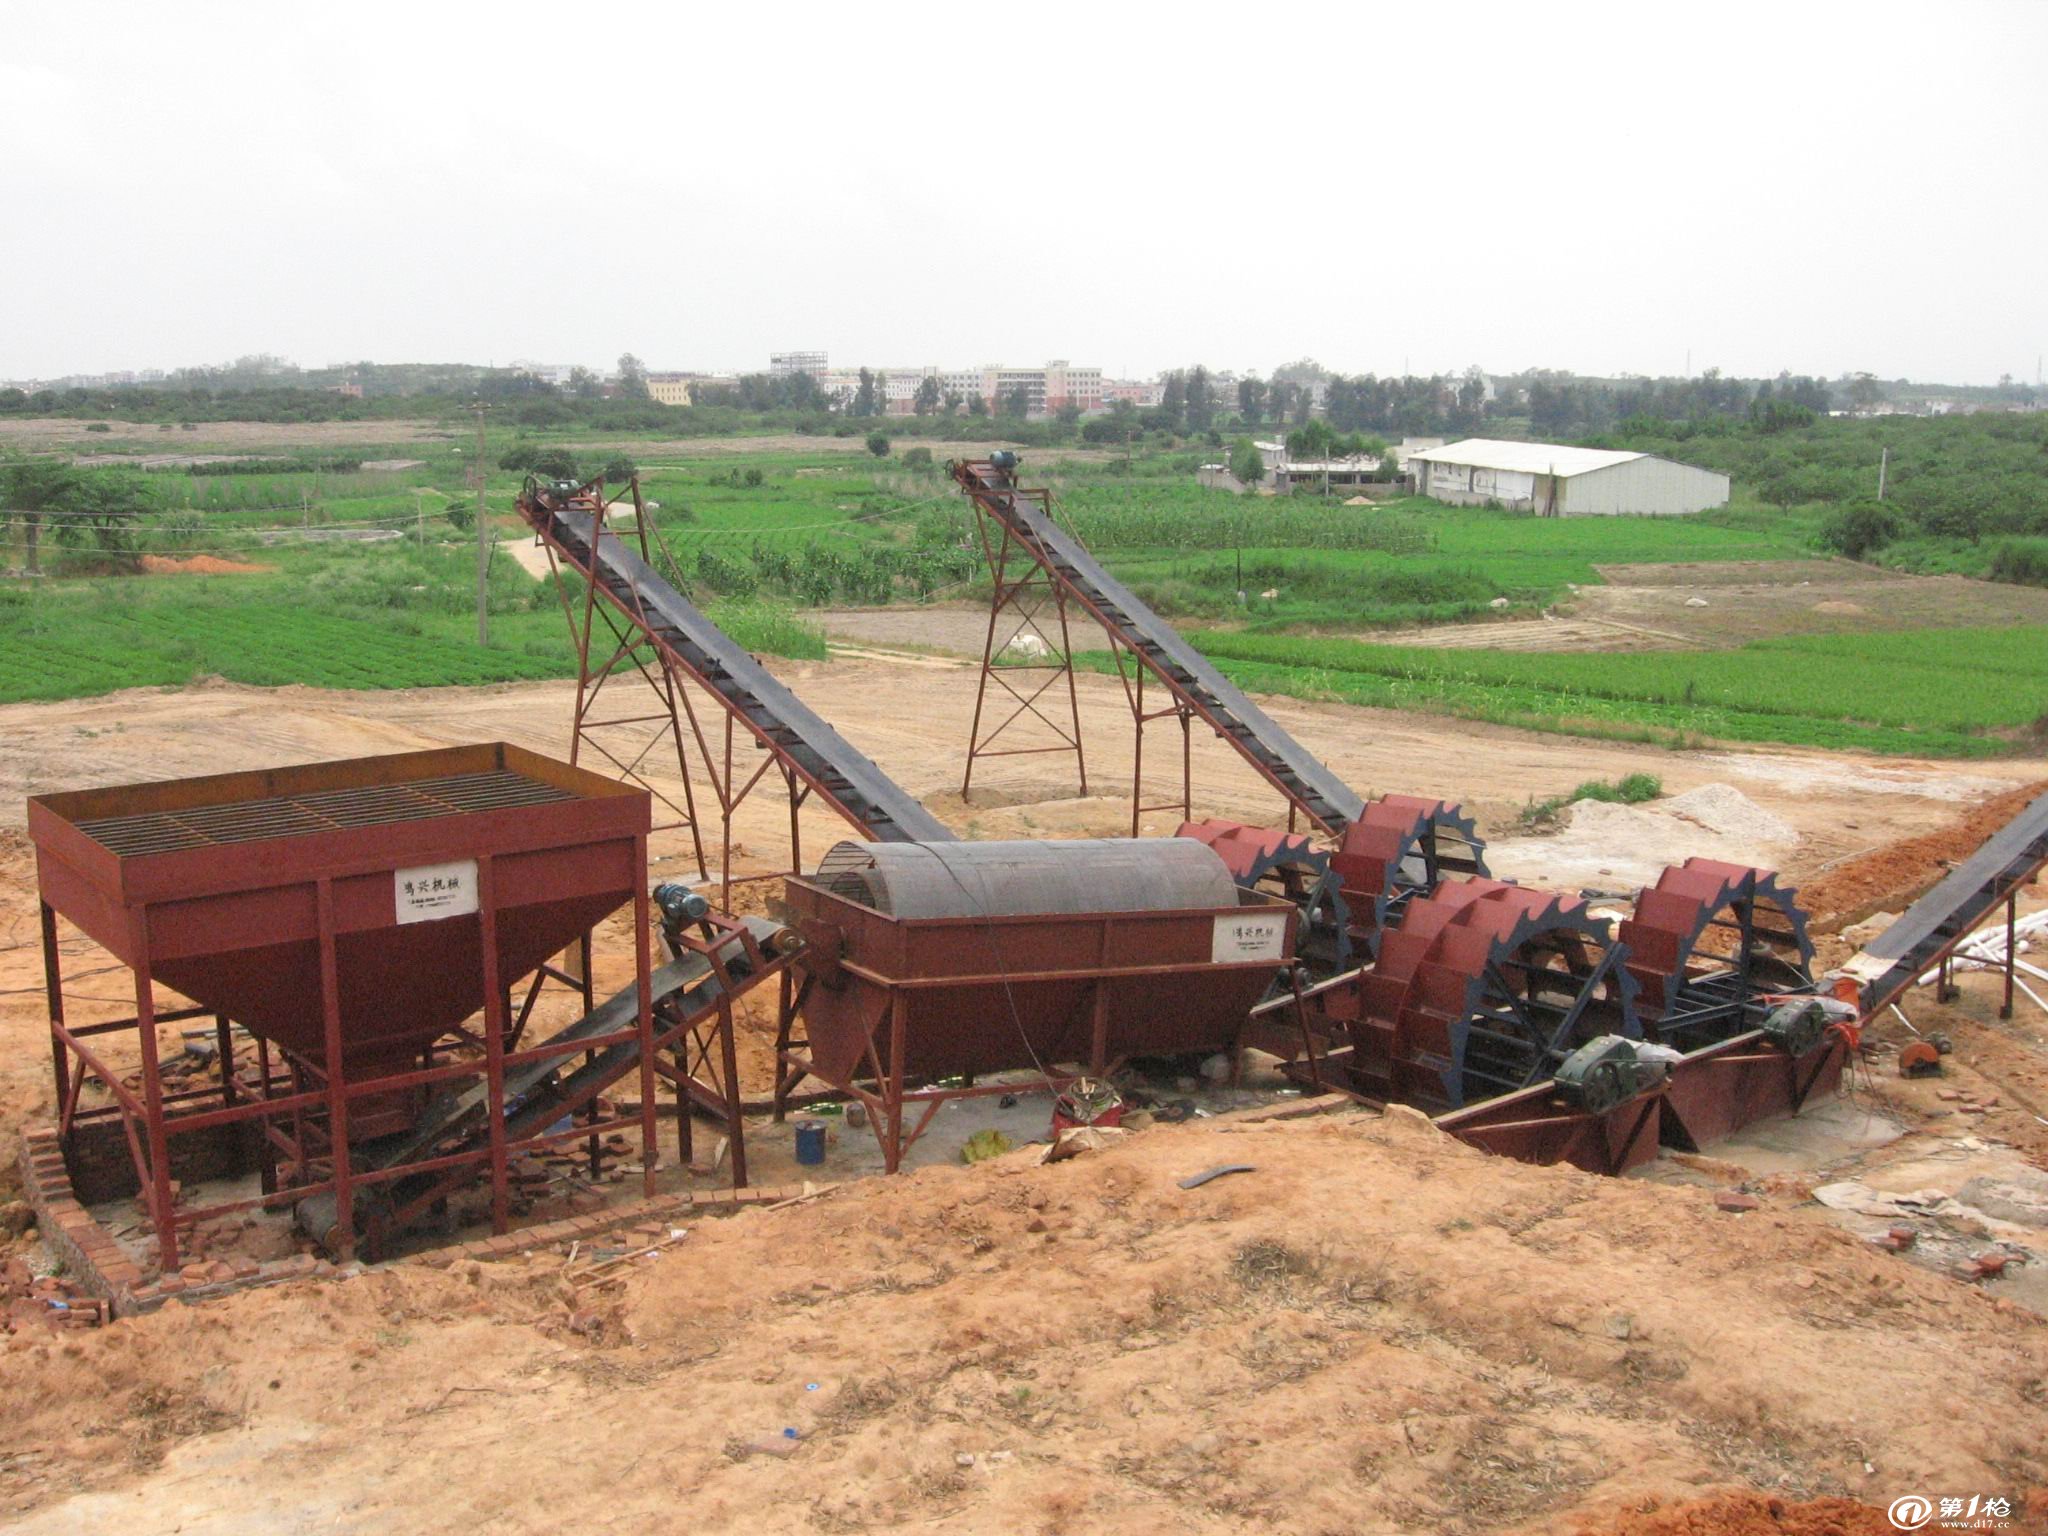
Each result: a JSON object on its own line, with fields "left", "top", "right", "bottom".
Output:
{"left": 653, "top": 882, "right": 710, "bottom": 929}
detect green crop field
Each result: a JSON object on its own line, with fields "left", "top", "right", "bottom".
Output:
{"left": 4, "top": 425, "right": 2040, "bottom": 760}
{"left": 1142, "top": 624, "right": 2048, "bottom": 757}
{"left": 0, "top": 529, "right": 824, "bottom": 706}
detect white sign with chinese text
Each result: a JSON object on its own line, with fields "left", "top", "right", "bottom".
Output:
{"left": 1211, "top": 912, "right": 1289, "bottom": 964}
{"left": 394, "top": 859, "right": 480, "bottom": 924}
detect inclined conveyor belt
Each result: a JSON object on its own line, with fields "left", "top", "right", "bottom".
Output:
{"left": 525, "top": 496, "right": 952, "bottom": 844}
{"left": 954, "top": 462, "right": 1365, "bottom": 835}
{"left": 1851, "top": 787, "right": 2048, "bottom": 1018}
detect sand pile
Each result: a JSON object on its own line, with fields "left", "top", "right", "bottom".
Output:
{"left": 3, "top": 1111, "right": 2043, "bottom": 1533}
{"left": 1487, "top": 783, "right": 1799, "bottom": 893}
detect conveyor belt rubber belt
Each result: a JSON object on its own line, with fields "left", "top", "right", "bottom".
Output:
{"left": 353, "top": 944, "right": 723, "bottom": 1175}
{"left": 526, "top": 500, "right": 952, "bottom": 844}
{"left": 1850, "top": 787, "right": 2048, "bottom": 1018}
{"left": 957, "top": 464, "right": 1365, "bottom": 835}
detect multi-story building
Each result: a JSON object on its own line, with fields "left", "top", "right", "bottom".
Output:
{"left": 814, "top": 359, "right": 1108, "bottom": 417}
{"left": 770, "top": 350, "right": 829, "bottom": 380}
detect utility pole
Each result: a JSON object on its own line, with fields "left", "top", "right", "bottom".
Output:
{"left": 1877, "top": 445, "right": 1889, "bottom": 502}
{"left": 471, "top": 403, "right": 491, "bottom": 645}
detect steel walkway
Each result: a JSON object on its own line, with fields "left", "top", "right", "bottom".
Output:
{"left": 953, "top": 460, "right": 1366, "bottom": 836}
{"left": 521, "top": 488, "right": 953, "bottom": 844}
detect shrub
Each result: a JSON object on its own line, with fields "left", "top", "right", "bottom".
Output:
{"left": 1990, "top": 539, "right": 2048, "bottom": 589}
{"left": 1816, "top": 499, "right": 1899, "bottom": 560}
{"left": 900, "top": 446, "right": 933, "bottom": 471}
{"left": 865, "top": 432, "right": 891, "bottom": 458}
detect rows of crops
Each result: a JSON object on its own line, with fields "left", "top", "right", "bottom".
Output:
{"left": 1167, "top": 625, "right": 2048, "bottom": 755}
{"left": 1060, "top": 485, "right": 1431, "bottom": 553}
{"left": 0, "top": 577, "right": 825, "bottom": 705}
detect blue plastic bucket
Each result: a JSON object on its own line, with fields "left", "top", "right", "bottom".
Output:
{"left": 794, "top": 1119, "right": 828, "bottom": 1166}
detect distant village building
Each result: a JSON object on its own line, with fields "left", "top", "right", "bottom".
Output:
{"left": 1102, "top": 379, "right": 1164, "bottom": 408}
{"left": 646, "top": 372, "right": 711, "bottom": 406}
{"left": 1410, "top": 438, "right": 1729, "bottom": 516}
{"left": 1198, "top": 440, "right": 1392, "bottom": 496}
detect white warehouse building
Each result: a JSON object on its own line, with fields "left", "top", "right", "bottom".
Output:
{"left": 1410, "top": 438, "right": 1730, "bottom": 516}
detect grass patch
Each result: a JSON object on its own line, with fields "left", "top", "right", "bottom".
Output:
{"left": 1517, "top": 772, "right": 1662, "bottom": 830}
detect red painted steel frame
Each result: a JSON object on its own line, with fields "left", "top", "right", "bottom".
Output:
{"left": 953, "top": 461, "right": 1332, "bottom": 838}
{"left": 29, "top": 745, "right": 654, "bottom": 1270}
{"left": 527, "top": 476, "right": 849, "bottom": 904}
{"left": 961, "top": 486, "right": 1090, "bottom": 803}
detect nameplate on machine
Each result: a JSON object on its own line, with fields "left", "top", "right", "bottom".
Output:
{"left": 395, "top": 859, "right": 481, "bottom": 924}
{"left": 1212, "top": 912, "right": 1289, "bottom": 964}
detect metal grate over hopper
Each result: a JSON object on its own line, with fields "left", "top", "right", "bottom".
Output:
{"left": 72, "top": 770, "right": 573, "bottom": 856}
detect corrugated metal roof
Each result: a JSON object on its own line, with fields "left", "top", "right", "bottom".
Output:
{"left": 1410, "top": 438, "right": 1646, "bottom": 478}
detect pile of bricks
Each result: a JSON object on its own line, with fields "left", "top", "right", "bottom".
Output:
{"left": 3, "top": 1254, "right": 104, "bottom": 1335}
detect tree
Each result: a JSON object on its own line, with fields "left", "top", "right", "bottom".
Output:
{"left": 1001, "top": 383, "right": 1032, "bottom": 419}
{"left": 1184, "top": 365, "right": 1214, "bottom": 432}
{"left": 600, "top": 454, "right": 639, "bottom": 484}
{"left": 1846, "top": 372, "right": 1883, "bottom": 410}
{"left": 48, "top": 468, "right": 152, "bottom": 572}
{"left": 2, "top": 458, "right": 78, "bottom": 575}
{"left": 943, "top": 389, "right": 964, "bottom": 416}
{"left": 616, "top": 354, "right": 650, "bottom": 399}
{"left": 866, "top": 431, "right": 891, "bottom": 457}
{"left": 1237, "top": 376, "right": 1267, "bottom": 426}
{"left": 967, "top": 392, "right": 988, "bottom": 417}
{"left": 913, "top": 375, "right": 941, "bottom": 416}
{"left": 852, "top": 368, "right": 881, "bottom": 418}
{"left": 1228, "top": 436, "right": 1265, "bottom": 490}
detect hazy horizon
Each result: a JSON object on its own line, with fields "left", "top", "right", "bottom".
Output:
{"left": 5, "top": 1, "right": 2043, "bottom": 387}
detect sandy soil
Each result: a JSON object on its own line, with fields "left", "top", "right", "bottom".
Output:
{"left": 1575, "top": 559, "right": 2048, "bottom": 644}
{"left": 3, "top": 1109, "right": 2044, "bottom": 1533}
{"left": 5, "top": 666, "right": 2048, "bottom": 1531}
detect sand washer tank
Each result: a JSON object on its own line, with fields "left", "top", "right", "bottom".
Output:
{"left": 777, "top": 838, "right": 1300, "bottom": 1166}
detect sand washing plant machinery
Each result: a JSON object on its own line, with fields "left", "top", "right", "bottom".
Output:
{"left": 28, "top": 744, "right": 799, "bottom": 1271}
{"left": 25, "top": 460, "right": 2048, "bottom": 1302}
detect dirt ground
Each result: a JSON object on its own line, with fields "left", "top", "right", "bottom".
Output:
{"left": 1574, "top": 559, "right": 2048, "bottom": 645}
{"left": 0, "top": 417, "right": 1096, "bottom": 464}
{"left": 816, "top": 558, "right": 2048, "bottom": 663}
{"left": 4, "top": 662, "right": 2048, "bottom": 1531}
{"left": 3, "top": 1109, "right": 2044, "bottom": 1534}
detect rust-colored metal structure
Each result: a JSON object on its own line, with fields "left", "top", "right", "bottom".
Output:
{"left": 30, "top": 745, "right": 661, "bottom": 1269}
{"left": 1329, "top": 794, "right": 1488, "bottom": 958}
{"left": 960, "top": 473, "right": 1090, "bottom": 802}
{"left": 519, "top": 475, "right": 953, "bottom": 905}
{"left": 1342, "top": 877, "right": 1639, "bottom": 1110}
{"left": 772, "top": 839, "right": 1298, "bottom": 1170}
{"left": 952, "top": 458, "right": 1366, "bottom": 838}
{"left": 1620, "top": 858, "right": 1813, "bottom": 1051}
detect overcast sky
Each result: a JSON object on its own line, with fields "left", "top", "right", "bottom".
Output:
{"left": 4, "top": 1, "right": 2043, "bottom": 385}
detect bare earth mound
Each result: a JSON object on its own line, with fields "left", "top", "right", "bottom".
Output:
{"left": 6, "top": 1111, "right": 2042, "bottom": 1532}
